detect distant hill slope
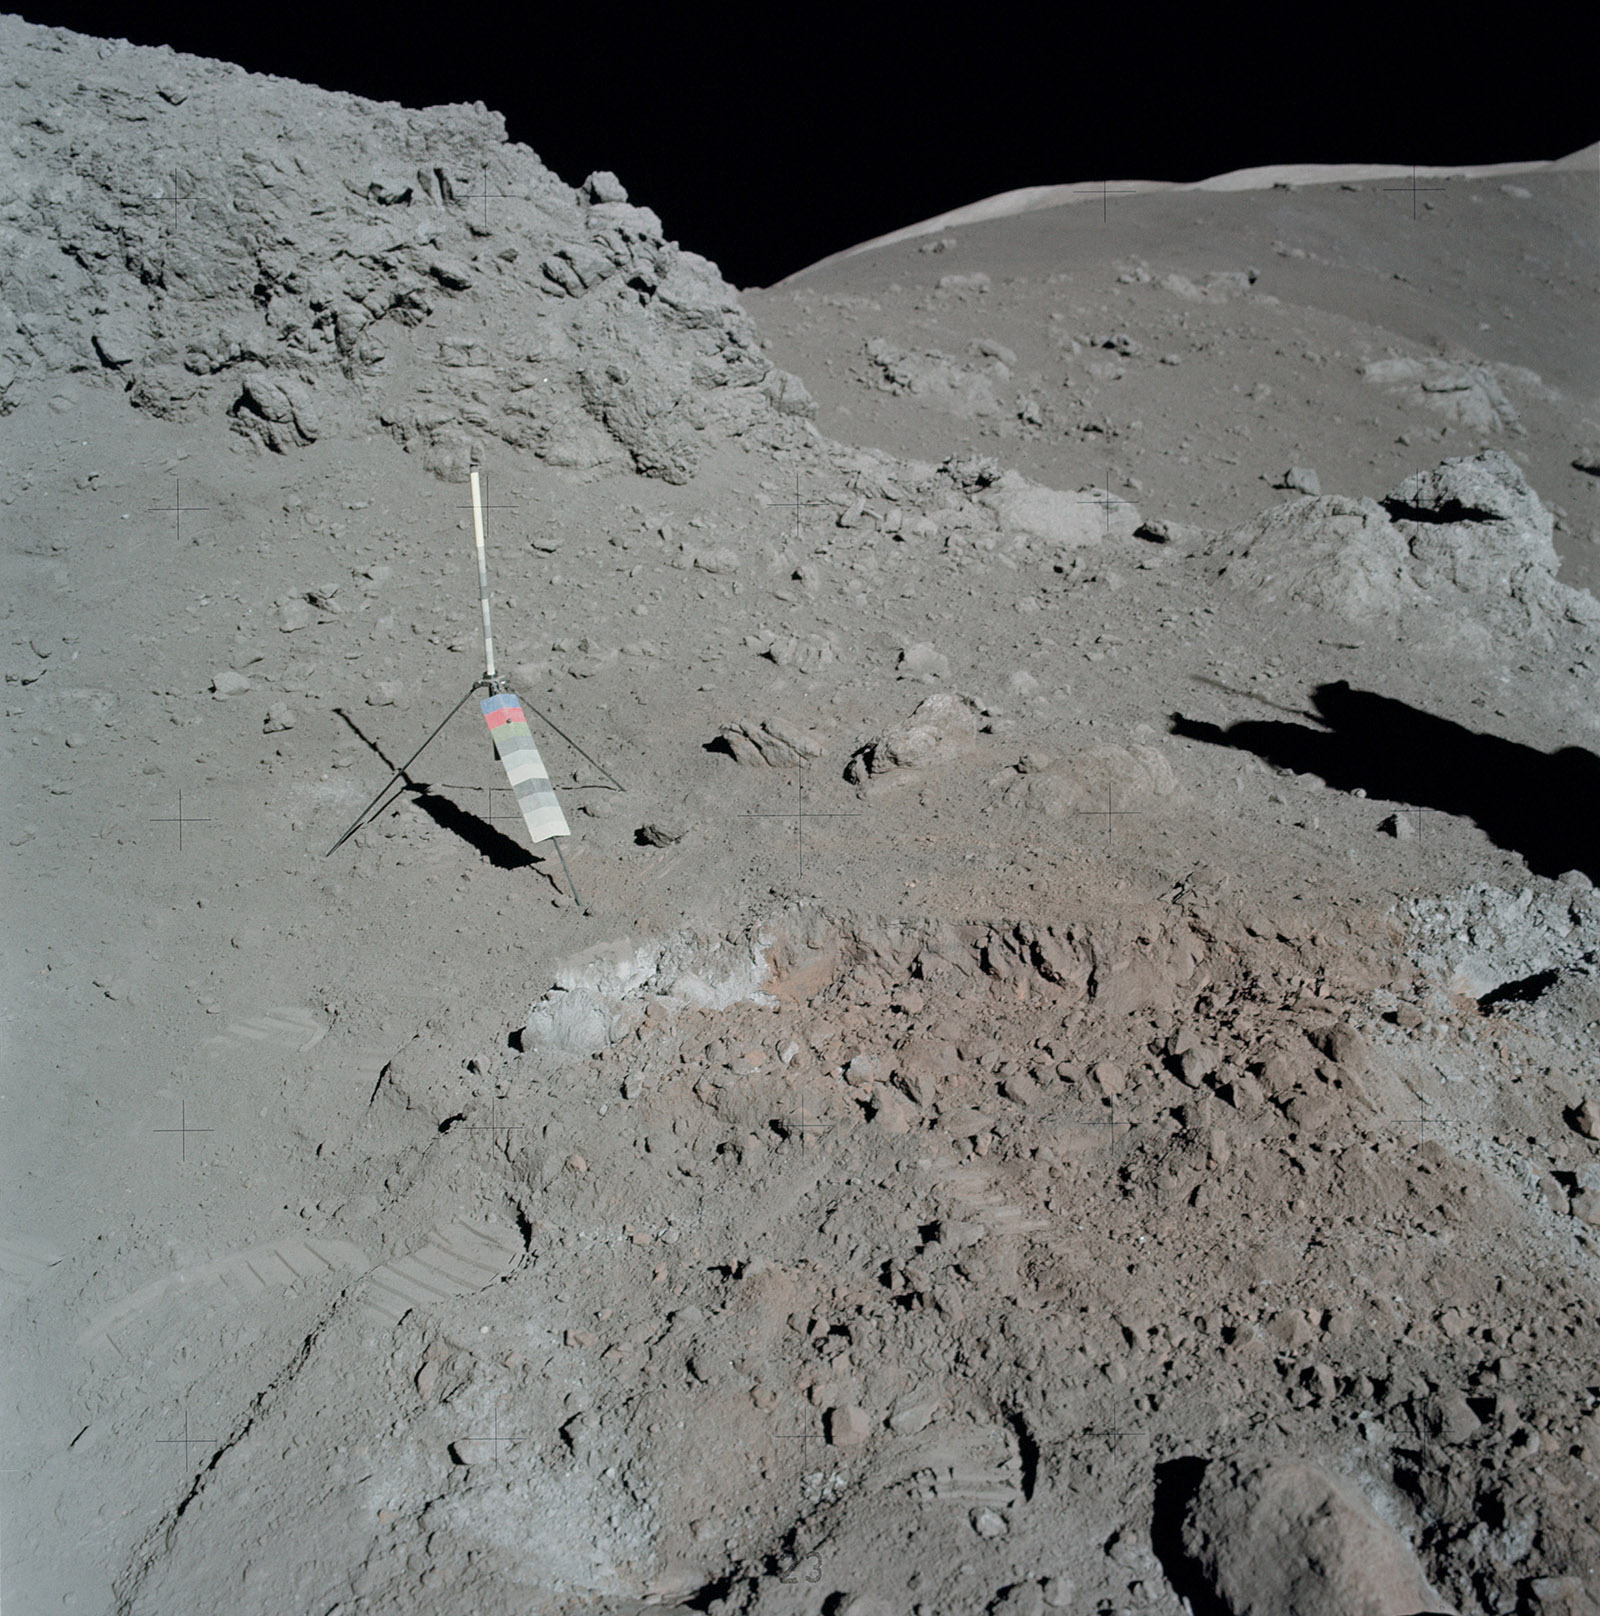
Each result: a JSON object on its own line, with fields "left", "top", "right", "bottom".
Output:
{"left": 782, "top": 142, "right": 1599, "bottom": 278}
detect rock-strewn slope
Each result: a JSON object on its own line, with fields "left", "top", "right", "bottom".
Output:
{"left": 0, "top": 15, "right": 814, "bottom": 483}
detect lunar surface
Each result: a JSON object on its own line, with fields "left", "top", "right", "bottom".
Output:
{"left": 3, "top": 14, "right": 1598, "bottom": 1615}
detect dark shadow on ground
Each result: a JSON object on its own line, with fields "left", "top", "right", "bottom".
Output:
{"left": 1149, "top": 1457, "right": 1226, "bottom": 1616}
{"left": 1171, "top": 680, "right": 1599, "bottom": 885}
{"left": 409, "top": 786, "right": 534, "bottom": 869}
{"left": 329, "top": 706, "right": 534, "bottom": 869}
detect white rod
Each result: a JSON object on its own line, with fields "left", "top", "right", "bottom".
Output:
{"left": 470, "top": 469, "right": 496, "bottom": 681}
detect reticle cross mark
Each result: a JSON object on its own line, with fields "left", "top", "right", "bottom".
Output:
{"left": 458, "top": 1401, "right": 530, "bottom": 1463}
{"left": 747, "top": 764, "right": 862, "bottom": 882}
{"left": 155, "top": 1411, "right": 217, "bottom": 1467}
{"left": 1072, "top": 470, "right": 1128, "bottom": 536}
{"left": 459, "top": 162, "right": 528, "bottom": 232}
{"left": 1381, "top": 165, "right": 1447, "bottom": 219}
{"left": 160, "top": 170, "right": 192, "bottom": 236}
{"left": 149, "top": 790, "right": 212, "bottom": 852}
{"left": 775, "top": 471, "right": 830, "bottom": 551}
{"left": 151, "top": 478, "right": 208, "bottom": 546}
{"left": 152, "top": 1101, "right": 213, "bottom": 1161}
{"left": 457, "top": 1094, "right": 525, "bottom": 1139}
{"left": 1074, "top": 179, "right": 1137, "bottom": 222}
{"left": 1076, "top": 788, "right": 1141, "bottom": 847}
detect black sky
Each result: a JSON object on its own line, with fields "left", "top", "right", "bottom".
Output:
{"left": 17, "top": 2, "right": 1599, "bottom": 288}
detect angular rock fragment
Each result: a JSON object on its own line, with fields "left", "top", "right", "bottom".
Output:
{"left": 847, "top": 693, "right": 979, "bottom": 781}
{"left": 716, "top": 718, "right": 825, "bottom": 767}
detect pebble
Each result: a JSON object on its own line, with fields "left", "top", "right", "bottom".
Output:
{"left": 971, "top": 1507, "right": 1008, "bottom": 1538}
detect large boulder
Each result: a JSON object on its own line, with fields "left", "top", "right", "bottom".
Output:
{"left": 1180, "top": 1455, "right": 1454, "bottom": 1616}
{"left": 981, "top": 468, "right": 1141, "bottom": 548}
{"left": 1197, "top": 451, "right": 1600, "bottom": 657}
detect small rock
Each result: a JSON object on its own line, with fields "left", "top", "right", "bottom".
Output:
{"left": 1265, "top": 1309, "right": 1316, "bottom": 1353}
{"left": 1279, "top": 466, "right": 1321, "bottom": 495}
{"left": 1380, "top": 811, "right": 1417, "bottom": 841}
{"left": 838, "top": 1597, "right": 894, "bottom": 1616}
{"left": 211, "top": 669, "right": 250, "bottom": 698}
{"left": 827, "top": 1405, "right": 871, "bottom": 1448}
{"left": 991, "top": 1581, "right": 1045, "bottom": 1616}
{"left": 262, "top": 703, "right": 296, "bottom": 734}
{"left": 585, "top": 170, "right": 628, "bottom": 204}
{"left": 897, "top": 642, "right": 949, "bottom": 680}
{"left": 1225, "top": 1072, "right": 1266, "bottom": 1118}
{"left": 844, "top": 1053, "right": 881, "bottom": 1085}
{"left": 1041, "top": 1576, "right": 1073, "bottom": 1610}
{"left": 636, "top": 823, "right": 685, "bottom": 847}
{"left": 971, "top": 1507, "right": 1009, "bottom": 1539}
{"left": 846, "top": 693, "right": 979, "bottom": 780}
{"left": 1285, "top": 1092, "right": 1334, "bottom": 1132}
{"left": 1571, "top": 1163, "right": 1600, "bottom": 1227}
{"left": 1525, "top": 1576, "right": 1600, "bottom": 1616}
{"left": 691, "top": 546, "right": 740, "bottom": 574}
{"left": 1311, "top": 1024, "right": 1369, "bottom": 1072}
{"left": 888, "top": 1394, "right": 939, "bottom": 1435}
{"left": 427, "top": 257, "right": 473, "bottom": 290}
{"left": 1572, "top": 1097, "right": 1599, "bottom": 1139}
{"left": 278, "top": 599, "right": 312, "bottom": 632}
{"left": 935, "top": 1218, "right": 987, "bottom": 1250}
{"left": 366, "top": 681, "right": 402, "bottom": 706}
{"left": 1421, "top": 1389, "right": 1481, "bottom": 1445}
{"left": 1089, "top": 1059, "right": 1126, "bottom": 1098}
{"left": 92, "top": 317, "right": 141, "bottom": 368}
{"left": 1179, "top": 1046, "right": 1217, "bottom": 1087}
{"left": 450, "top": 1438, "right": 499, "bottom": 1465}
